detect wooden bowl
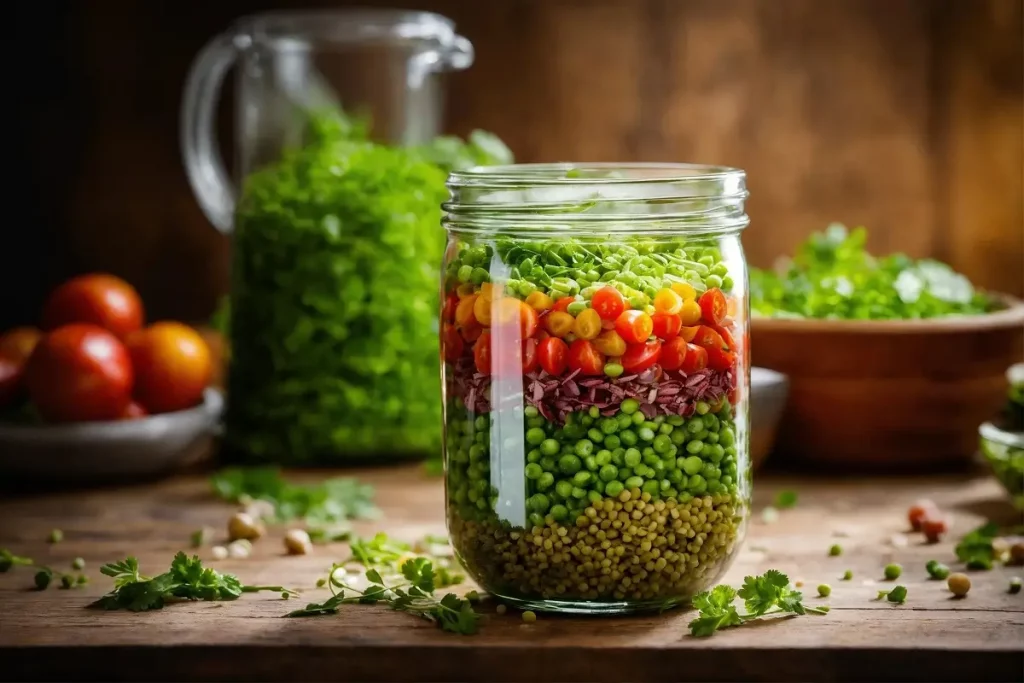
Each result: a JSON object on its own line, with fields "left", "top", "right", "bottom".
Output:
{"left": 750, "top": 295, "right": 1024, "bottom": 471}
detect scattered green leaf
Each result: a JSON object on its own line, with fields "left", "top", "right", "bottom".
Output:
{"left": 876, "top": 585, "right": 908, "bottom": 604}
{"left": 954, "top": 522, "right": 1000, "bottom": 570}
{"left": 688, "top": 570, "right": 829, "bottom": 637}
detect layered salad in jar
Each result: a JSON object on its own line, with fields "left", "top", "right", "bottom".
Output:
{"left": 441, "top": 237, "right": 749, "bottom": 612}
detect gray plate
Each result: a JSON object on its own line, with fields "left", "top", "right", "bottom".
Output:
{"left": 750, "top": 367, "right": 789, "bottom": 467}
{"left": 0, "top": 388, "right": 223, "bottom": 483}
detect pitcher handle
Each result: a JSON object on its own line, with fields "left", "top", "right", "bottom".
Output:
{"left": 180, "top": 31, "right": 239, "bottom": 234}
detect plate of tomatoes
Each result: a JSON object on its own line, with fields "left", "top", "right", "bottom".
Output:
{"left": 0, "top": 273, "right": 223, "bottom": 481}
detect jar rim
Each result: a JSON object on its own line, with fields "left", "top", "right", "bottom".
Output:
{"left": 444, "top": 162, "right": 749, "bottom": 237}
{"left": 233, "top": 9, "right": 460, "bottom": 50}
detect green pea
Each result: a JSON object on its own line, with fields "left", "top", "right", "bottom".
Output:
{"left": 653, "top": 434, "right": 672, "bottom": 453}
{"left": 631, "top": 412, "right": 646, "bottom": 426}
{"left": 559, "top": 454, "right": 582, "bottom": 474}
{"left": 686, "top": 439, "right": 704, "bottom": 454}
{"left": 549, "top": 504, "right": 569, "bottom": 522}
{"left": 638, "top": 426, "right": 656, "bottom": 442}
{"left": 587, "top": 490, "right": 604, "bottom": 504}
{"left": 524, "top": 405, "right": 539, "bottom": 418}
{"left": 575, "top": 440, "right": 595, "bottom": 458}
{"left": 619, "top": 467, "right": 633, "bottom": 480}
{"left": 605, "top": 480, "right": 625, "bottom": 497}
{"left": 555, "top": 480, "right": 574, "bottom": 499}
{"left": 709, "top": 444, "right": 725, "bottom": 463}
{"left": 525, "top": 427, "right": 545, "bottom": 445}
{"left": 667, "top": 415, "right": 685, "bottom": 426}
{"left": 600, "top": 418, "right": 619, "bottom": 435}
{"left": 624, "top": 448, "right": 642, "bottom": 467}
{"left": 682, "top": 455, "right": 704, "bottom": 475}
{"left": 604, "top": 435, "right": 621, "bottom": 450}
{"left": 525, "top": 463, "right": 543, "bottom": 480}
{"left": 621, "top": 398, "right": 640, "bottom": 415}
{"left": 658, "top": 423, "right": 674, "bottom": 435}
{"left": 604, "top": 363, "right": 624, "bottom": 378}
{"left": 540, "top": 439, "right": 560, "bottom": 456}
{"left": 566, "top": 301, "right": 588, "bottom": 316}
{"left": 705, "top": 274, "right": 723, "bottom": 289}
{"left": 584, "top": 455, "right": 599, "bottom": 471}
{"left": 537, "top": 472, "right": 555, "bottom": 490}
{"left": 688, "top": 474, "right": 707, "bottom": 493}
{"left": 687, "top": 417, "right": 704, "bottom": 434}
{"left": 571, "top": 486, "right": 587, "bottom": 499}
{"left": 722, "top": 275, "right": 734, "bottom": 290}
{"left": 595, "top": 449, "right": 612, "bottom": 466}
{"left": 625, "top": 476, "right": 645, "bottom": 489}
{"left": 573, "top": 471, "right": 592, "bottom": 486}
{"left": 703, "top": 464, "right": 721, "bottom": 480}
{"left": 695, "top": 401, "right": 711, "bottom": 415}
{"left": 540, "top": 456, "right": 557, "bottom": 471}
{"left": 528, "top": 512, "right": 545, "bottom": 528}
{"left": 457, "top": 264, "right": 473, "bottom": 283}
{"left": 599, "top": 464, "right": 619, "bottom": 482}
{"left": 633, "top": 464, "right": 650, "bottom": 478}
{"left": 670, "top": 429, "right": 687, "bottom": 446}
{"left": 529, "top": 493, "right": 551, "bottom": 514}
{"left": 719, "top": 428, "right": 735, "bottom": 447}
{"left": 642, "top": 480, "right": 660, "bottom": 496}
{"left": 705, "top": 432, "right": 719, "bottom": 445}
{"left": 526, "top": 448, "right": 541, "bottom": 464}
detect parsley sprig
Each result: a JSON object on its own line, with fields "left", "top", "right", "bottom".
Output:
{"left": 688, "top": 570, "right": 830, "bottom": 637}
{"left": 287, "top": 556, "right": 479, "bottom": 634}
{"left": 91, "top": 552, "right": 297, "bottom": 611}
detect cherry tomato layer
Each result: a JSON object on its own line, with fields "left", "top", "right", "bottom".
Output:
{"left": 709, "top": 323, "right": 737, "bottom": 351}
{"left": 592, "top": 329, "right": 627, "bottom": 357}
{"left": 473, "top": 331, "right": 492, "bottom": 375}
{"left": 522, "top": 338, "right": 539, "bottom": 374}
{"left": 679, "top": 343, "right": 708, "bottom": 374}
{"left": 621, "top": 340, "right": 662, "bottom": 374}
{"left": 519, "top": 301, "right": 540, "bottom": 339}
{"left": 442, "top": 323, "right": 464, "bottom": 362}
{"left": 443, "top": 293, "right": 459, "bottom": 323}
{"left": 590, "top": 286, "right": 626, "bottom": 321}
{"left": 705, "top": 346, "right": 736, "bottom": 372}
{"left": 537, "top": 337, "right": 569, "bottom": 376}
{"left": 615, "top": 310, "right": 654, "bottom": 345}
{"left": 692, "top": 325, "right": 726, "bottom": 351}
{"left": 552, "top": 296, "right": 576, "bottom": 314}
{"left": 567, "top": 339, "right": 605, "bottom": 375}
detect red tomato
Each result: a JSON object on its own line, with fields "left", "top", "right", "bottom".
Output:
{"left": 621, "top": 340, "right": 662, "bottom": 374}
{"left": 552, "top": 296, "right": 576, "bottom": 314}
{"left": 692, "top": 325, "right": 726, "bottom": 351}
{"left": 709, "top": 323, "right": 737, "bottom": 351}
{"left": 442, "top": 323, "right": 464, "bottom": 362}
{"left": 120, "top": 401, "right": 148, "bottom": 420}
{"left": 473, "top": 331, "right": 492, "bottom": 375}
{"left": 567, "top": 339, "right": 605, "bottom": 376}
{"left": 922, "top": 515, "right": 949, "bottom": 544}
{"left": 660, "top": 337, "right": 688, "bottom": 371}
{"left": 615, "top": 310, "right": 654, "bottom": 345}
{"left": 459, "top": 319, "right": 483, "bottom": 343}
{"left": 42, "top": 274, "right": 144, "bottom": 338}
{"left": 442, "top": 293, "right": 459, "bottom": 323}
{"left": 519, "top": 301, "right": 540, "bottom": 339}
{"left": 26, "top": 324, "right": 133, "bottom": 422}
{"left": 0, "top": 327, "right": 42, "bottom": 365}
{"left": 679, "top": 343, "right": 708, "bottom": 374}
{"left": 537, "top": 337, "right": 569, "bottom": 376}
{"left": 591, "top": 286, "right": 626, "bottom": 321}
{"left": 908, "top": 499, "right": 939, "bottom": 532}
{"left": 705, "top": 346, "right": 737, "bottom": 372}
{"left": 522, "top": 338, "right": 539, "bottom": 374}
{"left": 698, "top": 287, "right": 727, "bottom": 326}
{"left": 651, "top": 313, "right": 682, "bottom": 341}
{"left": 126, "top": 322, "right": 212, "bottom": 414}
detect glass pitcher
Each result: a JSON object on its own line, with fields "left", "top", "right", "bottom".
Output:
{"left": 181, "top": 9, "right": 474, "bottom": 465}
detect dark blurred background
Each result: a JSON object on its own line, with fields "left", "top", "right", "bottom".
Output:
{"left": 6, "top": 0, "right": 1022, "bottom": 330}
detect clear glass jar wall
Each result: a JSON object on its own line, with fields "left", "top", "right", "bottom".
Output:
{"left": 440, "top": 164, "right": 752, "bottom": 613}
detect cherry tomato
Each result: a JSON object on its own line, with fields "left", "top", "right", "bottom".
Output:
{"left": 592, "top": 329, "right": 627, "bottom": 357}
{"left": 120, "top": 401, "right": 148, "bottom": 420}
{"left": 525, "top": 291, "right": 555, "bottom": 312}
{"left": 26, "top": 324, "right": 133, "bottom": 422}
{"left": 519, "top": 301, "right": 540, "bottom": 339}
{"left": 709, "top": 323, "right": 737, "bottom": 351}
{"left": 459, "top": 319, "right": 483, "bottom": 343}
{"left": 621, "top": 340, "right": 662, "bottom": 374}
{"left": 651, "top": 313, "right": 682, "bottom": 341}
{"left": 126, "top": 322, "right": 211, "bottom": 414}
{"left": 473, "top": 331, "right": 492, "bottom": 375}
{"left": 473, "top": 295, "right": 493, "bottom": 326}
{"left": 615, "top": 310, "right": 654, "bottom": 345}
{"left": 907, "top": 499, "right": 939, "bottom": 532}
{"left": 671, "top": 282, "right": 697, "bottom": 301}
{"left": 698, "top": 287, "right": 728, "bottom": 326}
{"left": 679, "top": 343, "right": 708, "bottom": 374}
{"left": 442, "top": 323, "right": 464, "bottom": 362}
{"left": 552, "top": 296, "right": 576, "bottom": 314}
{"left": 537, "top": 337, "right": 569, "bottom": 376}
{"left": 653, "top": 288, "right": 684, "bottom": 315}
{"left": 922, "top": 515, "right": 950, "bottom": 544}
{"left": 679, "top": 326, "right": 700, "bottom": 342}
{"left": 544, "top": 311, "right": 575, "bottom": 338}
{"left": 705, "top": 346, "right": 737, "bottom": 372}
{"left": 522, "top": 338, "right": 539, "bottom": 374}
{"left": 573, "top": 308, "right": 602, "bottom": 340}
{"left": 591, "top": 286, "right": 626, "bottom": 321}
{"left": 0, "top": 327, "right": 42, "bottom": 365}
{"left": 660, "top": 337, "right": 689, "bottom": 371}
{"left": 692, "top": 325, "right": 726, "bottom": 351}
{"left": 442, "top": 293, "right": 460, "bottom": 323}
{"left": 0, "top": 352, "right": 23, "bottom": 408}
{"left": 567, "top": 339, "right": 605, "bottom": 376}
{"left": 455, "top": 294, "right": 478, "bottom": 327}
{"left": 479, "top": 283, "right": 497, "bottom": 301}
{"left": 679, "top": 299, "right": 702, "bottom": 326}
{"left": 42, "top": 274, "right": 144, "bottom": 338}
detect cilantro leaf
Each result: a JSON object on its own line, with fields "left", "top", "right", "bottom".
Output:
{"left": 688, "top": 585, "right": 742, "bottom": 637}
{"left": 738, "top": 569, "right": 793, "bottom": 616}
{"left": 954, "top": 522, "right": 1000, "bottom": 570}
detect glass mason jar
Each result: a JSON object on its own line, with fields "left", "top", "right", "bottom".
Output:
{"left": 180, "top": 10, "right": 473, "bottom": 464}
{"left": 440, "top": 164, "right": 751, "bottom": 613}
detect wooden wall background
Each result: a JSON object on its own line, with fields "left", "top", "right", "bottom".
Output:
{"left": 5, "top": 0, "right": 1022, "bottom": 329}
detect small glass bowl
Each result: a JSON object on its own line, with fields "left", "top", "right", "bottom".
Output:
{"left": 979, "top": 421, "right": 1024, "bottom": 510}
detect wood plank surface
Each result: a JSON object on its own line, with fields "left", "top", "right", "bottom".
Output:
{"left": 1, "top": 466, "right": 1022, "bottom": 682}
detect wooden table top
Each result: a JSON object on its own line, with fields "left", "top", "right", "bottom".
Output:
{"left": 1, "top": 465, "right": 1022, "bottom": 682}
